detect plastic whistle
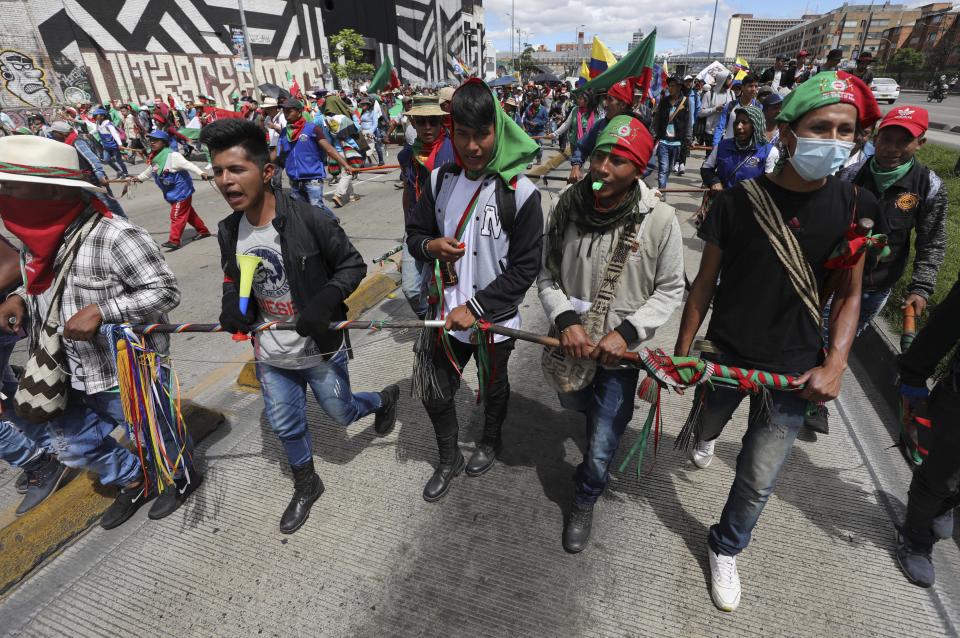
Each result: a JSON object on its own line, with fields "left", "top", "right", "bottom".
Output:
{"left": 592, "top": 181, "right": 603, "bottom": 191}
{"left": 236, "top": 253, "right": 262, "bottom": 315}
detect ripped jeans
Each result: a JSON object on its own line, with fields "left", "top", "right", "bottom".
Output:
{"left": 700, "top": 372, "right": 809, "bottom": 557}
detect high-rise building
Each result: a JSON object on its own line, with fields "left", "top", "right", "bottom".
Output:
{"left": 756, "top": 3, "right": 946, "bottom": 61}
{"left": 628, "top": 29, "right": 645, "bottom": 51}
{"left": 724, "top": 14, "right": 810, "bottom": 60}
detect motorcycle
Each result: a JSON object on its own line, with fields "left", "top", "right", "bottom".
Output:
{"left": 927, "top": 84, "right": 948, "bottom": 103}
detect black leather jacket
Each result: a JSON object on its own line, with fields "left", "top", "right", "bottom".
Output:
{"left": 217, "top": 191, "right": 367, "bottom": 355}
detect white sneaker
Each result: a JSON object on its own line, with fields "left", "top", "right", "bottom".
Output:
{"left": 673, "top": 162, "right": 680, "bottom": 172}
{"left": 691, "top": 439, "right": 715, "bottom": 469}
{"left": 709, "top": 548, "right": 741, "bottom": 611}
{"left": 678, "top": 163, "right": 686, "bottom": 175}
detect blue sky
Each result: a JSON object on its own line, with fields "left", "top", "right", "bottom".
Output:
{"left": 483, "top": 0, "right": 925, "bottom": 57}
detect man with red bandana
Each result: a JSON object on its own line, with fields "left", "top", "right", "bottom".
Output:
{"left": 0, "top": 135, "right": 200, "bottom": 528}
{"left": 539, "top": 115, "right": 685, "bottom": 553}
{"left": 567, "top": 77, "right": 638, "bottom": 183}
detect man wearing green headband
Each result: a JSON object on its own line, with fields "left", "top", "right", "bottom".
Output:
{"left": 539, "top": 115, "right": 684, "bottom": 553}
{"left": 406, "top": 79, "right": 543, "bottom": 502}
{"left": 675, "top": 70, "right": 881, "bottom": 612}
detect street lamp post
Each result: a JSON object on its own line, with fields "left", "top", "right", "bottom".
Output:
{"left": 682, "top": 18, "right": 701, "bottom": 56}
{"left": 707, "top": 0, "right": 719, "bottom": 55}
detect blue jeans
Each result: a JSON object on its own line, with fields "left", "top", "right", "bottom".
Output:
{"left": 290, "top": 178, "right": 337, "bottom": 221}
{"left": 0, "top": 421, "right": 40, "bottom": 467}
{"left": 657, "top": 143, "right": 681, "bottom": 189}
{"left": 821, "top": 287, "right": 892, "bottom": 345}
{"left": 256, "top": 349, "right": 383, "bottom": 467}
{"left": 559, "top": 368, "right": 640, "bottom": 506}
{"left": 702, "top": 384, "right": 808, "bottom": 556}
{"left": 101, "top": 146, "right": 127, "bottom": 177}
{"left": 401, "top": 236, "right": 428, "bottom": 319}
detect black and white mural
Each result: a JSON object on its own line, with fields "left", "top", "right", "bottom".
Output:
{"left": 19, "top": 0, "right": 485, "bottom": 106}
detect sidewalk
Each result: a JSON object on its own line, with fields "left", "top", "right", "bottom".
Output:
{"left": 0, "top": 149, "right": 958, "bottom": 636}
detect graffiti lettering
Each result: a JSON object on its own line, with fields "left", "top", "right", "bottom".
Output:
{"left": 83, "top": 50, "right": 326, "bottom": 107}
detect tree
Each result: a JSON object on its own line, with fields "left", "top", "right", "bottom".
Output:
{"left": 328, "top": 28, "right": 375, "bottom": 91}
{"left": 516, "top": 46, "right": 535, "bottom": 79}
{"left": 886, "top": 48, "right": 924, "bottom": 82}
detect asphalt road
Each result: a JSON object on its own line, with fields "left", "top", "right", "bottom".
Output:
{"left": 888, "top": 90, "right": 960, "bottom": 128}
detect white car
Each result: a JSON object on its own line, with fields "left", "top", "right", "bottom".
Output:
{"left": 871, "top": 77, "right": 900, "bottom": 104}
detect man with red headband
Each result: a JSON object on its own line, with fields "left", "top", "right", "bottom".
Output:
{"left": 675, "top": 71, "right": 881, "bottom": 611}
{"left": 539, "top": 115, "right": 684, "bottom": 552}
{"left": 567, "top": 77, "right": 637, "bottom": 183}
{"left": 0, "top": 135, "right": 200, "bottom": 528}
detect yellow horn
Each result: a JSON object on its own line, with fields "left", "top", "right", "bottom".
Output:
{"left": 236, "top": 253, "right": 262, "bottom": 314}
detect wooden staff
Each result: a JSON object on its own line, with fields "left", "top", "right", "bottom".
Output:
{"left": 354, "top": 164, "right": 399, "bottom": 172}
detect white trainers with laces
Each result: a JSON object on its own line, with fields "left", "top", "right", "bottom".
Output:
{"left": 691, "top": 439, "right": 715, "bottom": 468}
{"left": 709, "top": 547, "right": 741, "bottom": 611}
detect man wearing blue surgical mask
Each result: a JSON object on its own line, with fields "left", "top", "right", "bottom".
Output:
{"left": 674, "top": 71, "right": 882, "bottom": 613}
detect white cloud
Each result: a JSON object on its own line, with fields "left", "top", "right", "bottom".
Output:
{"left": 484, "top": 0, "right": 733, "bottom": 54}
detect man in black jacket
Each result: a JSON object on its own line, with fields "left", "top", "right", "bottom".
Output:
{"left": 653, "top": 76, "right": 690, "bottom": 191}
{"left": 760, "top": 54, "right": 795, "bottom": 92}
{"left": 200, "top": 119, "right": 400, "bottom": 534}
{"left": 896, "top": 273, "right": 960, "bottom": 588}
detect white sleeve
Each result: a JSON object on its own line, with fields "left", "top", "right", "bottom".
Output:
{"left": 167, "top": 152, "right": 206, "bottom": 177}
{"left": 765, "top": 147, "right": 779, "bottom": 173}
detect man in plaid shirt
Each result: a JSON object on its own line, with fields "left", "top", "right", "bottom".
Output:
{"left": 0, "top": 135, "right": 201, "bottom": 528}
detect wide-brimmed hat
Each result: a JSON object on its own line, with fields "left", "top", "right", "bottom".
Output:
{"left": 404, "top": 96, "right": 445, "bottom": 116}
{"left": 0, "top": 136, "right": 104, "bottom": 192}
{"left": 261, "top": 97, "right": 280, "bottom": 108}
{"left": 438, "top": 87, "right": 455, "bottom": 104}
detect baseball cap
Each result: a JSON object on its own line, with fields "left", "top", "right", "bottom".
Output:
{"left": 438, "top": 87, "right": 455, "bottom": 103}
{"left": 90, "top": 107, "right": 108, "bottom": 116}
{"left": 50, "top": 121, "right": 73, "bottom": 135}
{"left": 683, "top": 74, "right": 694, "bottom": 81}
{"left": 776, "top": 53, "right": 789, "bottom": 61}
{"left": 827, "top": 48, "right": 843, "bottom": 59}
{"left": 878, "top": 105, "right": 928, "bottom": 138}
{"left": 283, "top": 99, "right": 304, "bottom": 110}
{"left": 798, "top": 49, "right": 809, "bottom": 57}
{"left": 147, "top": 130, "right": 170, "bottom": 141}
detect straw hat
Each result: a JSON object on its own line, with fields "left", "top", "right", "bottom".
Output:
{"left": 438, "top": 87, "right": 455, "bottom": 104}
{"left": 0, "top": 136, "right": 104, "bottom": 192}
{"left": 404, "top": 95, "right": 446, "bottom": 116}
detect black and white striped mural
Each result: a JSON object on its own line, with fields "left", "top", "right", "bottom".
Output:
{"left": 29, "top": 0, "right": 484, "bottom": 103}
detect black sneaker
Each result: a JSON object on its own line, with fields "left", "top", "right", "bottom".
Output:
{"left": 100, "top": 483, "right": 152, "bottom": 529}
{"left": 148, "top": 472, "right": 203, "bottom": 520}
{"left": 161, "top": 241, "right": 180, "bottom": 251}
{"left": 896, "top": 527, "right": 935, "bottom": 588}
{"left": 374, "top": 384, "right": 400, "bottom": 436}
{"left": 804, "top": 403, "right": 829, "bottom": 434}
{"left": 16, "top": 454, "right": 71, "bottom": 516}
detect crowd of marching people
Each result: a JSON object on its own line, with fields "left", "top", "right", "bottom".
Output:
{"left": 0, "top": 44, "right": 959, "bottom": 617}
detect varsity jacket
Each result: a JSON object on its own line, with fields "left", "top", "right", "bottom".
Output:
{"left": 839, "top": 159, "right": 947, "bottom": 298}
{"left": 538, "top": 182, "right": 685, "bottom": 359}
{"left": 406, "top": 166, "right": 543, "bottom": 323}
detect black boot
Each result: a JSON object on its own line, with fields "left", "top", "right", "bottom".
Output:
{"left": 422, "top": 434, "right": 465, "bottom": 502}
{"left": 279, "top": 459, "right": 324, "bottom": 534}
{"left": 374, "top": 384, "right": 400, "bottom": 436}
{"left": 466, "top": 423, "right": 502, "bottom": 477}
{"left": 563, "top": 503, "right": 595, "bottom": 553}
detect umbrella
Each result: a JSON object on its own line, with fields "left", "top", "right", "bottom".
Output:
{"left": 531, "top": 72, "right": 561, "bottom": 84}
{"left": 488, "top": 76, "right": 515, "bottom": 87}
{"left": 258, "top": 83, "right": 291, "bottom": 100}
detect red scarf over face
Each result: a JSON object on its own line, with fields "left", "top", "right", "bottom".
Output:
{"left": 0, "top": 195, "right": 111, "bottom": 294}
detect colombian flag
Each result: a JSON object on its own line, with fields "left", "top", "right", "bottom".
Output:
{"left": 734, "top": 57, "right": 750, "bottom": 81}
{"left": 577, "top": 60, "right": 590, "bottom": 87}
{"left": 588, "top": 36, "right": 618, "bottom": 78}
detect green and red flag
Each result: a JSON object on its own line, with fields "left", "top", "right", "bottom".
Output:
{"left": 369, "top": 56, "right": 401, "bottom": 93}
{"left": 578, "top": 29, "right": 656, "bottom": 96}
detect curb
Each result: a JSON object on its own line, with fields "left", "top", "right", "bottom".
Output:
{"left": 0, "top": 401, "right": 225, "bottom": 595}
{"left": 236, "top": 256, "right": 402, "bottom": 391}
{"left": 852, "top": 319, "right": 902, "bottom": 417}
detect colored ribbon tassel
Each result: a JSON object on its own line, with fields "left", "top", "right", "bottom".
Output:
{"left": 110, "top": 326, "right": 191, "bottom": 496}
{"left": 618, "top": 376, "right": 661, "bottom": 477}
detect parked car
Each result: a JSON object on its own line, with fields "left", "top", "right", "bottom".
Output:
{"left": 871, "top": 77, "right": 901, "bottom": 104}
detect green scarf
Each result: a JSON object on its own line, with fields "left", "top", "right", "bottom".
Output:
{"left": 869, "top": 156, "right": 914, "bottom": 195}
{"left": 323, "top": 95, "right": 353, "bottom": 117}
{"left": 545, "top": 178, "right": 646, "bottom": 288}
{"left": 458, "top": 79, "right": 539, "bottom": 189}
{"left": 736, "top": 105, "right": 767, "bottom": 151}
{"left": 149, "top": 146, "right": 171, "bottom": 173}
